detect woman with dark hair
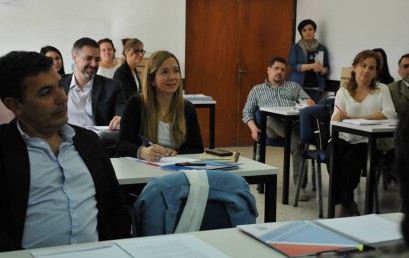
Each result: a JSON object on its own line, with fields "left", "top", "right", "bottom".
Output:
{"left": 97, "top": 38, "right": 122, "bottom": 78}
{"left": 113, "top": 38, "right": 145, "bottom": 100}
{"left": 373, "top": 48, "right": 395, "bottom": 84}
{"left": 116, "top": 50, "right": 204, "bottom": 161}
{"left": 289, "top": 19, "right": 330, "bottom": 103}
{"left": 329, "top": 50, "right": 396, "bottom": 217}
{"left": 40, "top": 45, "right": 65, "bottom": 74}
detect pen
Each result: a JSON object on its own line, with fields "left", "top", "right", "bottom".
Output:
{"left": 140, "top": 136, "right": 158, "bottom": 148}
{"left": 175, "top": 162, "right": 207, "bottom": 166}
{"left": 335, "top": 104, "right": 345, "bottom": 113}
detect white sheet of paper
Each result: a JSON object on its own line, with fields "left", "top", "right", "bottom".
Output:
{"left": 124, "top": 156, "right": 197, "bottom": 166}
{"left": 31, "top": 243, "right": 132, "bottom": 258}
{"left": 118, "top": 235, "right": 229, "bottom": 258}
{"left": 316, "top": 214, "right": 402, "bottom": 244}
{"left": 315, "top": 50, "right": 324, "bottom": 64}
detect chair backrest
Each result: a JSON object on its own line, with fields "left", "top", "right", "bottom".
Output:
{"left": 254, "top": 107, "right": 285, "bottom": 146}
{"left": 299, "top": 105, "right": 332, "bottom": 148}
{"left": 133, "top": 170, "right": 258, "bottom": 237}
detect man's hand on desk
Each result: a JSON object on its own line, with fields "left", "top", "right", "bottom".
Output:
{"left": 306, "top": 99, "right": 315, "bottom": 106}
{"left": 109, "top": 116, "right": 121, "bottom": 130}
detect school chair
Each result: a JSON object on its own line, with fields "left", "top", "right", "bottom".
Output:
{"left": 253, "top": 107, "right": 285, "bottom": 193}
{"left": 294, "top": 105, "right": 332, "bottom": 218}
{"left": 132, "top": 170, "right": 258, "bottom": 237}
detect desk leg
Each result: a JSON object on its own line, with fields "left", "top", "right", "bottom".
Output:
{"left": 259, "top": 112, "right": 267, "bottom": 164}
{"left": 364, "top": 135, "right": 376, "bottom": 214}
{"left": 328, "top": 129, "right": 339, "bottom": 218}
{"left": 264, "top": 174, "right": 277, "bottom": 222}
{"left": 209, "top": 105, "right": 215, "bottom": 149}
{"left": 282, "top": 118, "right": 292, "bottom": 205}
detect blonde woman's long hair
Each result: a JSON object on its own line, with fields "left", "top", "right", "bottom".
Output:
{"left": 141, "top": 50, "right": 186, "bottom": 145}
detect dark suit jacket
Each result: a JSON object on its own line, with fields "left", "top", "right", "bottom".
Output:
{"left": 62, "top": 74, "right": 126, "bottom": 126}
{"left": 116, "top": 94, "right": 204, "bottom": 157}
{"left": 388, "top": 80, "right": 409, "bottom": 117}
{"left": 113, "top": 61, "right": 141, "bottom": 100}
{"left": 0, "top": 120, "right": 131, "bottom": 252}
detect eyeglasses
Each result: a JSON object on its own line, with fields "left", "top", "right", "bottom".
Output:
{"left": 134, "top": 49, "right": 146, "bottom": 55}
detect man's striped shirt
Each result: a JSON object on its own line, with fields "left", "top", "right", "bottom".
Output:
{"left": 242, "top": 80, "right": 310, "bottom": 124}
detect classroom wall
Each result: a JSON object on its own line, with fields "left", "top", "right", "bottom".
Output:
{"left": 296, "top": 0, "right": 409, "bottom": 81}
{"left": 0, "top": 0, "right": 186, "bottom": 76}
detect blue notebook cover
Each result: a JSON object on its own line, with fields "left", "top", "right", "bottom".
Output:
{"left": 161, "top": 159, "right": 239, "bottom": 172}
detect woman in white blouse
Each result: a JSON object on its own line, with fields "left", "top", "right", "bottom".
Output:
{"left": 330, "top": 49, "right": 397, "bottom": 217}
{"left": 97, "top": 38, "right": 122, "bottom": 78}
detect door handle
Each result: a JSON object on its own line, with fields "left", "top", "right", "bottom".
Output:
{"left": 238, "top": 68, "right": 249, "bottom": 75}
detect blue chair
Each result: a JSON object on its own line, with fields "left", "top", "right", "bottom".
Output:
{"left": 132, "top": 170, "right": 258, "bottom": 236}
{"left": 294, "top": 105, "right": 331, "bottom": 218}
{"left": 253, "top": 107, "right": 285, "bottom": 193}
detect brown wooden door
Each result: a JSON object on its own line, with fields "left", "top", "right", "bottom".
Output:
{"left": 186, "top": 0, "right": 294, "bottom": 147}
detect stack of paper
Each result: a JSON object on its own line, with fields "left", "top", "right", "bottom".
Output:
{"left": 184, "top": 94, "right": 214, "bottom": 101}
{"left": 342, "top": 119, "right": 381, "bottom": 125}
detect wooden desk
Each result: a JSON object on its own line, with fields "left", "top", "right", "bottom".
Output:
{"left": 328, "top": 121, "right": 396, "bottom": 218}
{"left": 112, "top": 154, "right": 279, "bottom": 222}
{"left": 188, "top": 98, "right": 216, "bottom": 149}
{"left": 259, "top": 107, "right": 299, "bottom": 205}
{"left": 1, "top": 213, "right": 402, "bottom": 258}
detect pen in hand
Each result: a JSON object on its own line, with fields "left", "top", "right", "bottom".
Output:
{"left": 140, "top": 136, "right": 158, "bottom": 148}
{"left": 335, "top": 104, "right": 345, "bottom": 113}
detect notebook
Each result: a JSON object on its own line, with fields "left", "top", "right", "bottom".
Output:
{"left": 238, "top": 220, "right": 365, "bottom": 257}
{"left": 161, "top": 159, "right": 239, "bottom": 172}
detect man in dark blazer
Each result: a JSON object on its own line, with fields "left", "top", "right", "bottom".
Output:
{"left": 62, "top": 37, "right": 126, "bottom": 129}
{"left": 389, "top": 53, "right": 409, "bottom": 117}
{"left": 0, "top": 51, "right": 131, "bottom": 252}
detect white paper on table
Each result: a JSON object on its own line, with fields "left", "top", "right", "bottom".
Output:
{"left": 31, "top": 243, "right": 132, "bottom": 258}
{"left": 315, "top": 214, "right": 402, "bottom": 244}
{"left": 118, "top": 235, "right": 229, "bottom": 258}
{"left": 124, "top": 156, "right": 197, "bottom": 166}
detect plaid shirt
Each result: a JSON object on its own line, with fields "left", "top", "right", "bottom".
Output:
{"left": 242, "top": 80, "right": 310, "bottom": 124}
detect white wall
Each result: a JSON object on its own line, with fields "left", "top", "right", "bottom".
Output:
{"left": 296, "top": 0, "right": 409, "bottom": 81}
{"left": 0, "top": 0, "right": 186, "bottom": 76}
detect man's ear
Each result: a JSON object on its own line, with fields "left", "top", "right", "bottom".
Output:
{"left": 72, "top": 52, "right": 77, "bottom": 64}
{"left": 4, "top": 97, "right": 22, "bottom": 116}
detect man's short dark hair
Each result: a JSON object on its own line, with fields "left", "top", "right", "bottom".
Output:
{"left": 72, "top": 37, "right": 99, "bottom": 55}
{"left": 398, "top": 54, "right": 409, "bottom": 66}
{"left": 0, "top": 51, "right": 53, "bottom": 103}
{"left": 269, "top": 57, "right": 287, "bottom": 68}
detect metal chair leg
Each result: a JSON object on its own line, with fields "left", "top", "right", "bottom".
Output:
{"left": 316, "top": 161, "right": 323, "bottom": 218}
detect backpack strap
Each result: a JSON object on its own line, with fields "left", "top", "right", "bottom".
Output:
{"left": 175, "top": 170, "right": 209, "bottom": 233}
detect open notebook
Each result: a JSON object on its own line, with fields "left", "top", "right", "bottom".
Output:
{"left": 238, "top": 214, "right": 402, "bottom": 257}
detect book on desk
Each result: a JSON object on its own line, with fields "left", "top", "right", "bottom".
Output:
{"left": 161, "top": 159, "right": 239, "bottom": 172}
{"left": 238, "top": 214, "right": 402, "bottom": 257}
{"left": 200, "top": 151, "right": 240, "bottom": 163}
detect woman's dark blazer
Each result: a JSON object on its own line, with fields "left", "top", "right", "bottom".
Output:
{"left": 113, "top": 61, "right": 141, "bottom": 100}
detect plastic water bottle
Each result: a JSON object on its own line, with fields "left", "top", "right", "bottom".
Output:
{"left": 255, "top": 142, "right": 261, "bottom": 161}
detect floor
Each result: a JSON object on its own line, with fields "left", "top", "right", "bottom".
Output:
{"left": 221, "top": 145, "right": 402, "bottom": 223}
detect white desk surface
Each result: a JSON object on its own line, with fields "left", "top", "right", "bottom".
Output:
{"left": 112, "top": 154, "right": 279, "bottom": 185}
{"left": 260, "top": 106, "right": 300, "bottom": 116}
{"left": 183, "top": 95, "right": 216, "bottom": 105}
{"left": 188, "top": 99, "right": 217, "bottom": 105}
{"left": 331, "top": 121, "right": 396, "bottom": 133}
{"left": 1, "top": 213, "right": 402, "bottom": 258}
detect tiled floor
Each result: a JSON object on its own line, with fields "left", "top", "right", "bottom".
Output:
{"left": 222, "top": 145, "right": 401, "bottom": 223}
